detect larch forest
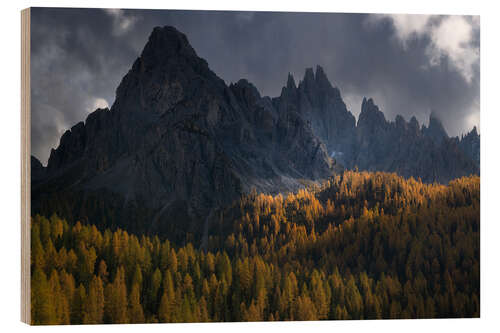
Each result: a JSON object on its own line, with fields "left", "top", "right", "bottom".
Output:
{"left": 31, "top": 171, "right": 479, "bottom": 324}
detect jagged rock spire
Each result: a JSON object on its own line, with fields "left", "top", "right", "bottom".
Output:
{"left": 358, "top": 97, "right": 386, "bottom": 128}
{"left": 423, "top": 110, "right": 449, "bottom": 144}
{"left": 314, "top": 65, "right": 332, "bottom": 89}
{"left": 286, "top": 73, "right": 296, "bottom": 90}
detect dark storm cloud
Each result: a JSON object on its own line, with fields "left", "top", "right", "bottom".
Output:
{"left": 30, "top": 8, "right": 480, "bottom": 164}
{"left": 31, "top": 8, "right": 141, "bottom": 164}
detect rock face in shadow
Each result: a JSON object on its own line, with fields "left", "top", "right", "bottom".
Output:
{"left": 347, "top": 98, "right": 479, "bottom": 183}
{"left": 274, "top": 67, "right": 356, "bottom": 165}
{"left": 459, "top": 126, "right": 480, "bottom": 166}
{"left": 31, "top": 156, "right": 46, "bottom": 181}
{"left": 31, "top": 26, "right": 336, "bottom": 243}
{"left": 422, "top": 111, "right": 449, "bottom": 145}
{"left": 32, "top": 26, "right": 479, "bottom": 244}
{"left": 273, "top": 71, "right": 479, "bottom": 184}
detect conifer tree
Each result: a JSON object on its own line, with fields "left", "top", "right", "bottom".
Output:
{"left": 31, "top": 268, "right": 56, "bottom": 324}
{"left": 128, "top": 283, "right": 145, "bottom": 323}
{"left": 105, "top": 266, "right": 128, "bottom": 323}
{"left": 83, "top": 275, "right": 105, "bottom": 324}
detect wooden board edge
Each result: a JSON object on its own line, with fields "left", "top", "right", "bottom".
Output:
{"left": 21, "top": 7, "right": 31, "bottom": 325}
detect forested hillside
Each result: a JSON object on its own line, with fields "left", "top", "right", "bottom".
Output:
{"left": 31, "top": 26, "right": 480, "bottom": 244}
{"left": 31, "top": 171, "right": 479, "bottom": 324}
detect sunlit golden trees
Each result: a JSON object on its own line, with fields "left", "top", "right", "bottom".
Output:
{"left": 105, "top": 266, "right": 128, "bottom": 323}
{"left": 83, "top": 275, "right": 104, "bottom": 324}
{"left": 30, "top": 172, "right": 479, "bottom": 324}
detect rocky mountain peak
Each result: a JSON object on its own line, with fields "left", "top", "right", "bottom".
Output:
{"left": 314, "top": 65, "right": 332, "bottom": 89}
{"left": 462, "top": 125, "right": 480, "bottom": 144}
{"left": 33, "top": 27, "right": 338, "bottom": 243}
{"left": 303, "top": 67, "right": 315, "bottom": 86}
{"left": 469, "top": 125, "right": 478, "bottom": 136}
{"left": 32, "top": 26, "right": 480, "bottom": 244}
{"left": 408, "top": 116, "right": 420, "bottom": 135}
{"left": 298, "top": 66, "right": 337, "bottom": 96}
{"left": 395, "top": 114, "right": 407, "bottom": 129}
{"left": 31, "top": 156, "right": 46, "bottom": 181}
{"left": 459, "top": 125, "right": 480, "bottom": 166}
{"left": 358, "top": 97, "right": 386, "bottom": 129}
{"left": 286, "top": 73, "right": 297, "bottom": 90}
{"left": 113, "top": 25, "right": 226, "bottom": 117}
{"left": 423, "top": 111, "right": 449, "bottom": 144}
{"left": 428, "top": 111, "right": 446, "bottom": 129}
{"left": 141, "top": 26, "right": 198, "bottom": 63}
{"left": 229, "top": 79, "right": 262, "bottom": 108}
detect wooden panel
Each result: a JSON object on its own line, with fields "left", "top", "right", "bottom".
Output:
{"left": 21, "top": 7, "right": 31, "bottom": 325}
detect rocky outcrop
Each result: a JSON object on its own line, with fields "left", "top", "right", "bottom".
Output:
{"left": 422, "top": 111, "right": 449, "bottom": 145}
{"left": 459, "top": 126, "right": 480, "bottom": 166}
{"left": 274, "top": 66, "right": 356, "bottom": 165}
{"left": 31, "top": 26, "right": 479, "bottom": 244}
{"left": 272, "top": 70, "right": 479, "bottom": 183}
{"left": 31, "top": 156, "right": 46, "bottom": 181}
{"left": 334, "top": 98, "right": 478, "bottom": 183}
{"left": 31, "top": 26, "right": 335, "bottom": 243}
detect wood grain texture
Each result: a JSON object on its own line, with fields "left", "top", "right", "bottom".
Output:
{"left": 21, "top": 7, "right": 31, "bottom": 325}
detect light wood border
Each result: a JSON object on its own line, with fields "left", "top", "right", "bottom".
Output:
{"left": 21, "top": 7, "right": 31, "bottom": 325}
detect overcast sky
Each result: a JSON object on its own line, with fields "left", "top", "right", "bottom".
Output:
{"left": 31, "top": 8, "right": 480, "bottom": 164}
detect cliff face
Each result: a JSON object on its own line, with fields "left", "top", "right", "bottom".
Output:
{"left": 32, "top": 26, "right": 336, "bottom": 242}
{"left": 272, "top": 69, "right": 479, "bottom": 183}
{"left": 459, "top": 126, "right": 480, "bottom": 166}
{"left": 32, "top": 26, "right": 479, "bottom": 242}
{"left": 347, "top": 98, "right": 479, "bottom": 182}
{"left": 275, "top": 66, "right": 356, "bottom": 165}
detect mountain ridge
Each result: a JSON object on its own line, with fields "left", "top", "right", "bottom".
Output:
{"left": 31, "top": 25, "right": 479, "bottom": 242}
{"left": 31, "top": 26, "right": 337, "bottom": 242}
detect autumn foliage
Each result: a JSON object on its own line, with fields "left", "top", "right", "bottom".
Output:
{"left": 31, "top": 171, "right": 479, "bottom": 324}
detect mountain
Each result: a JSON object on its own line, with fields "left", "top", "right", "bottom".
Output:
{"left": 345, "top": 98, "right": 479, "bottom": 182}
{"left": 459, "top": 126, "right": 480, "bottom": 166}
{"left": 31, "top": 26, "right": 479, "bottom": 243}
{"left": 274, "top": 66, "right": 356, "bottom": 164}
{"left": 273, "top": 68, "right": 479, "bottom": 183}
{"left": 31, "top": 26, "right": 336, "bottom": 243}
{"left": 422, "top": 111, "right": 449, "bottom": 144}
